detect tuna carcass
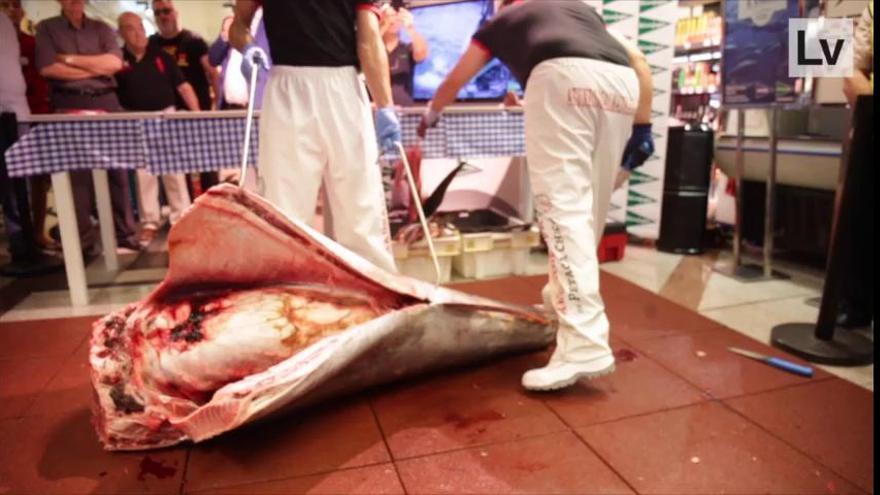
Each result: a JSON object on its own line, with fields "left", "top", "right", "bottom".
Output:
{"left": 90, "top": 184, "right": 552, "bottom": 451}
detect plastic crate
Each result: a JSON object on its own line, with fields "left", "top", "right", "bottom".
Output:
{"left": 598, "top": 222, "right": 628, "bottom": 263}
{"left": 393, "top": 234, "right": 461, "bottom": 283}
{"left": 453, "top": 227, "right": 541, "bottom": 279}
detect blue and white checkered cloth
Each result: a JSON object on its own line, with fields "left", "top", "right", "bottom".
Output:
{"left": 4, "top": 120, "right": 147, "bottom": 177}
{"left": 145, "top": 118, "right": 258, "bottom": 175}
{"left": 4, "top": 111, "right": 524, "bottom": 177}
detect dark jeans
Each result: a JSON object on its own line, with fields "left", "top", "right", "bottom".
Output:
{"left": 0, "top": 115, "right": 33, "bottom": 262}
{"left": 51, "top": 92, "right": 138, "bottom": 249}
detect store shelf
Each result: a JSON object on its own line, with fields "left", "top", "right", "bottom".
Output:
{"left": 673, "top": 86, "right": 719, "bottom": 96}
{"left": 675, "top": 39, "right": 722, "bottom": 53}
{"left": 672, "top": 50, "right": 722, "bottom": 64}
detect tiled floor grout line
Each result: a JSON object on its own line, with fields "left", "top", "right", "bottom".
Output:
{"left": 183, "top": 460, "right": 397, "bottom": 494}
{"left": 716, "top": 398, "right": 869, "bottom": 494}
{"left": 717, "top": 375, "right": 838, "bottom": 402}
{"left": 539, "top": 397, "right": 642, "bottom": 495}
{"left": 697, "top": 291, "right": 821, "bottom": 313}
{"left": 9, "top": 341, "right": 87, "bottom": 420}
{"left": 366, "top": 398, "right": 410, "bottom": 495}
{"left": 609, "top": 332, "right": 851, "bottom": 417}
{"left": 385, "top": 429, "right": 567, "bottom": 465}
{"left": 178, "top": 448, "right": 192, "bottom": 495}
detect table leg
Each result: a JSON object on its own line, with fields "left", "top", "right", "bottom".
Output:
{"left": 51, "top": 171, "right": 89, "bottom": 307}
{"left": 92, "top": 169, "right": 119, "bottom": 272}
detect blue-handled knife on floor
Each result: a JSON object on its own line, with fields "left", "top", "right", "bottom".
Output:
{"left": 728, "top": 347, "right": 814, "bottom": 378}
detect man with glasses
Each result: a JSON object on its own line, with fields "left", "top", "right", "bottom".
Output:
{"left": 149, "top": 0, "right": 219, "bottom": 196}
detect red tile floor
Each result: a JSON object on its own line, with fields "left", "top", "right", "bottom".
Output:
{"left": 0, "top": 274, "right": 872, "bottom": 494}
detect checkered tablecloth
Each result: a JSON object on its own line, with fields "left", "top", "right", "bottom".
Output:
{"left": 4, "top": 120, "right": 147, "bottom": 177}
{"left": 4, "top": 111, "right": 525, "bottom": 177}
{"left": 144, "top": 118, "right": 258, "bottom": 175}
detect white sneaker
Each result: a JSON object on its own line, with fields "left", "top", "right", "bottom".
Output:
{"left": 521, "top": 354, "right": 616, "bottom": 391}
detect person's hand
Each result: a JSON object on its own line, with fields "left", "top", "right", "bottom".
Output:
{"left": 398, "top": 8, "right": 414, "bottom": 29}
{"left": 503, "top": 90, "right": 522, "bottom": 107}
{"left": 621, "top": 123, "right": 654, "bottom": 171}
{"left": 613, "top": 168, "right": 631, "bottom": 191}
{"left": 417, "top": 108, "right": 440, "bottom": 138}
{"left": 376, "top": 106, "right": 402, "bottom": 153}
{"left": 240, "top": 43, "right": 270, "bottom": 82}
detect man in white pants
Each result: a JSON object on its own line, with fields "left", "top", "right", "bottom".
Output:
{"left": 420, "top": 0, "right": 655, "bottom": 391}
{"left": 116, "top": 12, "right": 197, "bottom": 246}
{"left": 230, "top": 0, "right": 400, "bottom": 273}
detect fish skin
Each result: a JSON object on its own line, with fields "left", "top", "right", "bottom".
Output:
{"left": 91, "top": 185, "right": 553, "bottom": 451}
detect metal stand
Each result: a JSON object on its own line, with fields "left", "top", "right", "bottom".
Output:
{"left": 714, "top": 107, "right": 789, "bottom": 282}
{"left": 771, "top": 96, "right": 873, "bottom": 366}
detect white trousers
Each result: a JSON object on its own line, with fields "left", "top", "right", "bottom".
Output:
{"left": 258, "top": 65, "right": 396, "bottom": 273}
{"left": 135, "top": 169, "right": 192, "bottom": 228}
{"left": 525, "top": 58, "right": 638, "bottom": 363}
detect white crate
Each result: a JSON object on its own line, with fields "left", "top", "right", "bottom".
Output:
{"left": 393, "top": 234, "right": 461, "bottom": 284}
{"left": 453, "top": 227, "right": 541, "bottom": 280}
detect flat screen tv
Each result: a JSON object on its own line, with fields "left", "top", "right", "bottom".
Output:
{"left": 405, "top": 0, "right": 522, "bottom": 101}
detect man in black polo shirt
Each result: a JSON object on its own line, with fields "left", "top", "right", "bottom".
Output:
{"left": 35, "top": 0, "right": 139, "bottom": 253}
{"left": 420, "top": 0, "right": 655, "bottom": 391}
{"left": 230, "top": 0, "right": 401, "bottom": 273}
{"left": 148, "top": 0, "right": 215, "bottom": 111}
{"left": 149, "top": 0, "right": 219, "bottom": 195}
{"left": 116, "top": 12, "right": 196, "bottom": 247}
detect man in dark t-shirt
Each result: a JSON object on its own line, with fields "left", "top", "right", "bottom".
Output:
{"left": 149, "top": 0, "right": 219, "bottom": 195}
{"left": 419, "top": 0, "right": 656, "bottom": 391}
{"left": 148, "top": 0, "right": 215, "bottom": 111}
{"left": 229, "top": 0, "right": 402, "bottom": 274}
{"left": 117, "top": 12, "right": 196, "bottom": 246}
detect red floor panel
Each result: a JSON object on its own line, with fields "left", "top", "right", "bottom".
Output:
{"left": 0, "top": 316, "right": 92, "bottom": 360}
{"left": 184, "top": 397, "right": 391, "bottom": 493}
{"left": 577, "top": 401, "right": 864, "bottom": 495}
{"left": 25, "top": 337, "right": 92, "bottom": 417}
{"left": 629, "top": 331, "right": 832, "bottom": 399}
{"left": 0, "top": 356, "right": 66, "bottom": 420}
{"left": 0, "top": 274, "right": 872, "bottom": 495}
{"left": 372, "top": 352, "right": 568, "bottom": 460}
{"left": 189, "top": 464, "right": 405, "bottom": 495}
{"left": 726, "top": 379, "right": 874, "bottom": 493}
{"left": 0, "top": 411, "right": 187, "bottom": 495}
{"left": 541, "top": 345, "right": 709, "bottom": 428}
{"left": 396, "top": 431, "right": 634, "bottom": 495}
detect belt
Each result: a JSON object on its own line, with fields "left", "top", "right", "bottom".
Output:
{"left": 52, "top": 86, "right": 115, "bottom": 97}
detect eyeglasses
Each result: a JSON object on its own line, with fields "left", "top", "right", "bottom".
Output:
{"left": 153, "top": 8, "right": 173, "bottom": 16}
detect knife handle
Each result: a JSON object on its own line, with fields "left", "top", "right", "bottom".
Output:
{"left": 767, "top": 357, "right": 814, "bottom": 377}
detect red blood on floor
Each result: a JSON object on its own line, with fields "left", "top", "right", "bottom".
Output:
{"left": 444, "top": 410, "right": 505, "bottom": 430}
{"left": 614, "top": 349, "right": 639, "bottom": 362}
{"left": 137, "top": 456, "right": 176, "bottom": 481}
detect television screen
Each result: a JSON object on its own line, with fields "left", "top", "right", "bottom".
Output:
{"left": 405, "top": 0, "right": 521, "bottom": 101}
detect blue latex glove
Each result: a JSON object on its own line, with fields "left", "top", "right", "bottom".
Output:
{"left": 621, "top": 123, "right": 655, "bottom": 171}
{"left": 375, "top": 106, "right": 402, "bottom": 153}
{"left": 240, "top": 43, "right": 270, "bottom": 82}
